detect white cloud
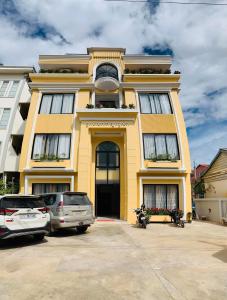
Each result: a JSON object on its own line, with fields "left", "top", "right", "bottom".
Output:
{"left": 0, "top": 0, "right": 227, "bottom": 163}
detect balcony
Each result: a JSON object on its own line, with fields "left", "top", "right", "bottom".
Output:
{"left": 95, "top": 63, "right": 119, "bottom": 91}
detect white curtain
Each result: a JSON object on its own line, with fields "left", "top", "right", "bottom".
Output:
{"left": 40, "top": 95, "right": 52, "bottom": 114}
{"left": 160, "top": 94, "right": 171, "bottom": 114}
{"left": 153, "top": 94, "right": 162, "bottom": 114}
{"left": 167, "top": 185, "right": 178, "bottom": 209}
{"left": 139, "top": 94, "right": 151, "bottom": 113}
{"left": 143, "top": 134, "right": 155, "bottom": 159}
{"left": 62, "top": 94, "right": 74, "bottom": 113}
{"left": 148, "top": 95, "right": 156, "bottom": 113}
{"left": 155, "top": 135, "right": 167, "bottom": 157}
{"left": 51, "top": 94, "right": 63, "bottom": 113}
{"left": 46, "top": 135, "right": 58, "bottom": 156}
{"left": 32, "top": 135, "right": 44, "bottom": 159}
{"left": 166, "top": 135, "right": 179, "bottom": 159}
{"left": 144, "top": 185, "right": 156, "bottom": 208}
{"left": 156, "top": 185, "right": 166, "bottom": 208}
{"left": 58, "top": 135, "right": 70, "bottom": 158}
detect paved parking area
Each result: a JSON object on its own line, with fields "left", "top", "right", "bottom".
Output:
{"left": 0, "top": 221, "right": 227, "bottom": 300}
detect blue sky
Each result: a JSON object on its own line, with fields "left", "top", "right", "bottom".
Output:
{"left": 0, "top": 0, "right": 227, "bottom": 166}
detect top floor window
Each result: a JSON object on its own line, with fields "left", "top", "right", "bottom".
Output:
{"left": 139, "top": 93, "right": 172, "bottom": 114}
{"left": 39, "top": 94, "right": 74, "bottom": 114}
{"left": 96, "top": 63, "right": 118, "bottom": 81}
{"left": 0, "top": 80, "right": 20, "bottom": 98}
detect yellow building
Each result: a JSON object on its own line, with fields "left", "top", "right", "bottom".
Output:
{"left": 19, "top": 47, "right": 191, "bottom": 223}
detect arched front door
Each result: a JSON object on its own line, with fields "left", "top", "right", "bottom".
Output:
{"left": 95, "top": 141, "right": 120, "bottom": 218}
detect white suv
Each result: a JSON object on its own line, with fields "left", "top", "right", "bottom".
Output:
{"left": 0, "top": 195, "right": 50, "bottom": 241}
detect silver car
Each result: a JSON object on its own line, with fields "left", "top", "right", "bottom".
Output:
{"left": 40, "top": 192, "right": 94, "bottom": 233}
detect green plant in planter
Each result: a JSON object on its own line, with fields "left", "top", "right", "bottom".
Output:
{"left": 121, "top": 104, "right": 128, "bottom": 109}
{"left": 95, "top": 103, "right": 103, "bottom": 109}
{"left": 129, "top": 103, "right": 135, "bottom": 109}
{"left": 34, "top": 154, "right": 63, "bottom": 161}
{"left": 149, "top": 154, "right": 178, "bottom": 162}
{"left": 86, "top": 104, "right": 94, "bottom": 109}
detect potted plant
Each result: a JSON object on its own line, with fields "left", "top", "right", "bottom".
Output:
{"left": 95, "top": 103, "right": 103, "bottom": 109}
{"left": 121, "top": 104, "right": 128, "bottom": 109}
{"left": 145, "top": 208, "right": 172, "bottom": 222}
{"left": 86, "top": 104, "right": 94, "bottom": 109}
{"left": 129, "top": 103, "right": 135, "bottom": 109}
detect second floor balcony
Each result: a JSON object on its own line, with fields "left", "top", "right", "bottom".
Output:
{"left": 95, "top": 63, "right": 119, "bottom": 91}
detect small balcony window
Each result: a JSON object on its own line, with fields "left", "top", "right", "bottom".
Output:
{"left": 95, "top": 94, "right": 120, "bottom": 108}
{"left": 96, "top": 63, "right": 118, "bottom": 81}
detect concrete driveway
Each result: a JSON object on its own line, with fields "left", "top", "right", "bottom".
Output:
{"left": 0, "top": 220, "right": 227, "bottom": 300}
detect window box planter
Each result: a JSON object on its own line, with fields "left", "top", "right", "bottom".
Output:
{"left": 33, "top": 155, "right": 64, "bottom": 162}
{"left": 149, "top": 154, "right": 178, "bottom": 162}
{"left": 149, "top": 215, "right": 172, "bottom": 222}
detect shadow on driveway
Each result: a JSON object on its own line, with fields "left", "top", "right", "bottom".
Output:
{"left": 199, "top": 240, "right": 227, "bottom": 263}
{"left": 0, "top": 236, "right": 47, "bottom": 250}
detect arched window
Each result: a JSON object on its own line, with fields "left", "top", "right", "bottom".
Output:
{"left": 95, "top": 63, "right": 118, "bottom": 81}
{"left": 96, "top": 142, "right": 120, "bottom": 169}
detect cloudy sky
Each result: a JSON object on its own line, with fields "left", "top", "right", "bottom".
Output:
{"left": 0, "top": 0, "right": 227, "bottom": 166}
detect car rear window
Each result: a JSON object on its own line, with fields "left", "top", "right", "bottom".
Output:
{"left": 40, "top": 195, "right": 57, "bottom": 206}
{"left": 63, "top": 194, "right": 91, "bottom": 206}
{"left": 1, "top": 197, "right": 45, "bottom": 209}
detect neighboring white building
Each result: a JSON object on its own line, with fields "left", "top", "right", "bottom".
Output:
{"left": 0, "top": 66, "right": 34, "bottom": 191}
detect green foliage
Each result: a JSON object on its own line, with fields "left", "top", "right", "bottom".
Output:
{"left": 0, "top": 178, "right": 17, "bottom": 195}
{"left": 124, "top": 68, "right": 172, "bottom": 75}
{"left": 149, "top": 154, "right": 178, "bottom": 162}
{"left": 86, "top": 104, "right": 94, "bottom": 109}
{"left": 121, "top": 104, "right": 128, "bottom": 109}
{"left": 194, "top": 179, "right": 206, "bottom": 196}
{"left": 34, "top": 154, "right": 64, "bottom": 162}
{"left": 129, "top": 103, "right": 135, "bottom": 109}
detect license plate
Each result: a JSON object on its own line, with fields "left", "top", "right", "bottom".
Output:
{"left": 74, "top": 211, "right": 86, "bottom": 216}
{"left": 20, "top": 214, "right": 36, "bottom": 219}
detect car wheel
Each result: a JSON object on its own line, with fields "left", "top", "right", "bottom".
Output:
{"left": 48, "top": 223, "right": 55, "bottom": 236}
{"left": 33, "top": 234, "right": 45, "bottom": 241}
{"left": 76, "top": 226, "right": 88, "bottom": 234}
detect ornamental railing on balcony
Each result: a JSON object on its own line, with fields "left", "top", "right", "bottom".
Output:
{"left": 95, "top": 63, "right": 119, "bottom": 81}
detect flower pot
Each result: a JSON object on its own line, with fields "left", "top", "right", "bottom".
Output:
{"left": 149, "top": 215, "right": 172, "bottom": 222}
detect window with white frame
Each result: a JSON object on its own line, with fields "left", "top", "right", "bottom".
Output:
{"left": 39, "top": 94, "right": 74, "bottom": 114}
{"left": 143, "top": 134, "right": 179, "bottom": 160}
{"left": 139, "top": 93, "right": 172, "bottom": 114}
{"left": 8, "top": 81, "right": 19, "bottom": 97}
{"left": 0, "top": 80, "right": 20, "bottom": 97}
{"left": 143, "top": 184, "right": 178, "bottom": 209}
{"left": 32, "top": 134, "right": 71, "bottom": 160}
{"left": 0, "top": 108, "right": 11, "bottom": 129}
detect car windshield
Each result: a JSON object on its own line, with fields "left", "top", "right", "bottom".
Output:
{"left": 63, "top": 194, "right": 91, "bottom": 206}
{"left": 1, "top": 197, "right": 45, "bottom": 209}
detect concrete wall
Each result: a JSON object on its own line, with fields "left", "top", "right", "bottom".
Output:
{"left": 0, "top": 75, "right": 31, "bottom": 173}
{"left": 194, "top": 198, "right": 227, "bottom": 224}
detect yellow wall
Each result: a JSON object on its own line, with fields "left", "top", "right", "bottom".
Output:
{"left": 140, "top": 115, "right": 177, "bottom": 133}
